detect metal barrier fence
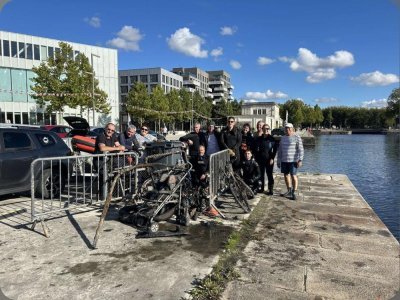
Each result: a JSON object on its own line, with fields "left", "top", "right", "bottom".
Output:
{"left": 209, "top": 149, "right": 230, "bottom": 205}
{"left": 30, "top": 151, "right": 139, "bottom": 226}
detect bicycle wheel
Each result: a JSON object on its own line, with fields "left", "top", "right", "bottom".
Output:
{"left": 234, "top": 173, "right": 255, "bottom": 199}
{"left": 229, "top": 177, "right": 251, "bottom": 213}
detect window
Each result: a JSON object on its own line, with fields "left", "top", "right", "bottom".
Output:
{"left": 0, "top": 40, "right": 2, "bottom": 55}
{"left": 74, "top": 50, "right": 80, "bottom": 60}
{"left": 162, "top": 74, "right": 166, "bottom": 83}
{"left": 258, "top": 109, "right": 262, "bottom": 114}
{"left": 48, "top": 47, "right": 54, "bottom": 59}
{"left": 140, "top": 75, "right": 148, "bottom": 83}
{"left": 22, "top": 112, "right": 29, "bottom": 124}
{"left": 262, "top": 109, "right": 266, "bottom": 114}
{"left": 150, "top": 74, "right": 158, "bottom": 82}
{"left": 34, "top": 45, "right": 40, "bottom": 60}
{"left": 4, "top": 132, "right": 31, "bottom": 149}
{"left": 11, "top": 41, "right": 18, "bottom": 57}
{"left": 121, "top": 86, "right": 128, "bottom": 93}
{"left": 19, "top": 42, "right": 25, "bottom": 58}
{"left": 120, "top": 76, "right": 128, "bottom": 84}
{"left": 40, "top": 46, "right": 47, "bottom": 61}
{"left": 26, "top": 43, "right": 33, "bottom": 59}
{"left": 253, "top": 109, "right": 257, "bottom": 115}
{"left": 130, "top": 75, "right": 138, "bottom": 83}
{"left": 3, "top": 40, "right": 10, "bottom": 57}
{"left": 35, "top": 133, "right": 56, "bottom": 147}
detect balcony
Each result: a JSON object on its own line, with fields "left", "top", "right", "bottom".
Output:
{"left": 212, "top": 92, "right": 224, "bottom": 97}
{"left": 185, "top": 87, "right": 196, "bottom": 93}
{"left": 214, "top": 87, "right": 227, "bottom": 92}
{"left": 209, "top": 80, "right": 224, "bottom": 85}
{"left": 228, "top": 85, "right": 234, "bottom": 90}
{"left": 207, "top": 87, "right": 212, "bottom": 92}
{"left": 183, "top": 79, "right": 200, "bottom": 87}
{"left": 206, "top": 93, "right": 214, "bottom": 98}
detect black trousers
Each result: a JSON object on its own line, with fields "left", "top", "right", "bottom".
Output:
{"left": 258, "top": 159, "right": 274, "bottom": 191}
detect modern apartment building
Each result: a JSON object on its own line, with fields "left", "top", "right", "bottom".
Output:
{"left": 207, "top": 70, "right": 234, "bottom": 103}
{"left": 172, "top": 67, "right": 213, "bottom": 99}
{"left": 234, "top": 101, "right": 283, "bottom": 130}
{"left": 0, "top": 31, "right": 119, "bottom": 126}
{"left": 118, "top": 67, "right": 183, "bottom": 124}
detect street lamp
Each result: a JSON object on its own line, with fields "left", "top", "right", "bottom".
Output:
{"left": 91, "top": 53, "right": 100, "bottom": 126}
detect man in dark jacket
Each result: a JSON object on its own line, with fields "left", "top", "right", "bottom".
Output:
{"left": 179, "top": 123, "right": 207, "bottom": 161}
{"left": 220, "top": 117, "right": 242, "bottom": 169}
{"left": 240, "top": 149, "right": 261, "bottom": 194}
{"left": 119, "top": 125, "right": 141, "bottom": 152}
{"left": 253, "top": 123, "right": 277, "bottom": 194}
{"left": 192, "top": 145, "right": 209, "bottom": 188}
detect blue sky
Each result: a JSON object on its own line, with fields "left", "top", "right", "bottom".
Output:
{"left": 0, "top": 0, "right": 399, "bottom": 108}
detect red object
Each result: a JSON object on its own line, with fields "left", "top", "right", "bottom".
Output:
{"left": 72, "top": 135, "right": 96, "bottom": 153}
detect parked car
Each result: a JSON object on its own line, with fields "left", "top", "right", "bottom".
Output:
{"left": 0, "top": 125, "right": 73, "bottom": 198}
{"left": 148, "top": 129, "right": 166, "bottom": 141}
{"left": 40, "top": 125, "right": 72, "bottom": 138}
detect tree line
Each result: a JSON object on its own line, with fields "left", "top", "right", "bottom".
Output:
{"left": 279, "top": 88, "right": 399, "bottom": 129}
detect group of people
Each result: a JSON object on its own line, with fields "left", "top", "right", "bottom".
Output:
{"left": 94, "top": 117, "right": 304, "bottom": 201}
{"left": 179, "top": 117, "right": 304, "bottom": 201}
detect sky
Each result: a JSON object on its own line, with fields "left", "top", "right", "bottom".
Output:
{"left": 0, "top": 0, "right": 399, "bottom": 109}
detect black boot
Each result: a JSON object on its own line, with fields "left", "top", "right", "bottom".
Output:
{"left": 280, "top": 187, "right": 292, "bottom": 197}
{"left": 266, "top": 184, "right": 274, "bottom": 195}
{"left": 291, "top": 189, "right": 297, "bottom": 200}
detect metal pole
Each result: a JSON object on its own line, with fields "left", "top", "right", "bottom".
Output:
{"left": 91, "top": 54, "right": 100, "bottom": 127}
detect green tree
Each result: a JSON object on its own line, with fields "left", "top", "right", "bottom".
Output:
{"left": 126, "top": 82, "right": 151, "bottom": 125}
{"left": 314, "top": 105, "right": 324, "bottom": 127}
{"left": 386, "top": 88, "right": 400, "bottom": 124}
{"left": 151, "top": 85, "right": 169, "bottom": 131}
{"left": 166, "top": 89, "right": 183, "bottom": 131}
{"left": 31, "top": 42, "right": 110, "bottom": 123}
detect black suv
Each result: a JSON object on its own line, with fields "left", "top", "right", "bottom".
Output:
{"left": 0, "top": 125, "right": 72, "bottom": 198}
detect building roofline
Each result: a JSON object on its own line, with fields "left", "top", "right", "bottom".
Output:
{"left": 0, "top": 30, "right": 116, "bottom": 52}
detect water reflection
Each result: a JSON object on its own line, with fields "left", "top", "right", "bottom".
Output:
{"left": 301, "top": 135, "right": 400, "bottom": 240}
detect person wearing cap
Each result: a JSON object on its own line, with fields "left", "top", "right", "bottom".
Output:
{"left": 277, "top": 123, "right": 304, "bottom": 200}
{"left": 205, "top": 121, "right": 221, "bottom": 156}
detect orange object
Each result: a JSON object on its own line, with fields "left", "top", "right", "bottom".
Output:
{"left": 72, "top": 135, "right": 96, "bottom": 153}
{"left": 204, "top": 206, "right": 219, "bottom": 217}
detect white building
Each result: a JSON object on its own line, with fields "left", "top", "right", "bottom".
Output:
{"left": 118, "top": 67, "right": 183, "bottom": 124}
{"left": 234, "top": 101, "right": 283, "bottom": 130}
{"left": 0, "top": 31, "right": 119, "bottom": 126}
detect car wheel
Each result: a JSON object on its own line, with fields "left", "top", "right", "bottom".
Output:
{"left": 36, "top": 168, "right": 66, "bottom": 199}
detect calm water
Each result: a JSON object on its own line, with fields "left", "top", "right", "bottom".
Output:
{"left": 300, "top": 134, "right": 400, "bottom": 241}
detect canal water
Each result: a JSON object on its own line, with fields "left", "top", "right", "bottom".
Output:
{"left": 300, "top": 134, "right": 400, "bottom": 241}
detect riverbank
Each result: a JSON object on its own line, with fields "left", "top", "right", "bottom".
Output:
{"left": 0, "top": 173, "right": 398, "bottom": 299}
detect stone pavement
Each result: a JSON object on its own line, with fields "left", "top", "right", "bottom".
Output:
{"left": 0, "top": 173, "right": 398, "bottom": 299}
{"left": 222, "top": 173, "right": 400, "bottom": 300}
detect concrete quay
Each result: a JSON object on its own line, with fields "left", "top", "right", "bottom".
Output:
{"left": 223, "top": 173, "right": 400, "bottom": 300}
{"left": 0, "top": 173, "right": 398, "bottom": 299}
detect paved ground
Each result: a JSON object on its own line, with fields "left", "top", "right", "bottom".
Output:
{"left": 222, "top": 174, "right": 400, "bottom": 300}
{"left": 0, "top": 172, "right": 399, "bottom": 299}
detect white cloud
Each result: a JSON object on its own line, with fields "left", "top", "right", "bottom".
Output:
{"left": 167, "top": 27, "right": 208, "bottom": 58}
{"left": 314, "top": 97, "right": 338, "bottom": 104}
{"left": 245, "top": 89, "right": 288, "bottom": 100}
{"left": 85, "top": 16, "right": 101, "bottom": 28}
{"left": 361, "top": 98, "right": 388, "bottom": 108}
{"left": 220, "top": 26, "right": 237, "bottom": 36}
{"left": 107, "top": 26, "right": 144, "bottom": 51}
{"left": 230, "top": 60, "right": 241, "bottom": 70}
{"left": 257, "top": 56, "right": 275, "bottom": 66}
{"left": 282, "top": 48, "right": 355, "bottom": 83}
{"left": 351, "top": 71, "right": 399, "bottom": 86}
{"left": 210, "top": 47, "right": 223, "bottom": 58}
